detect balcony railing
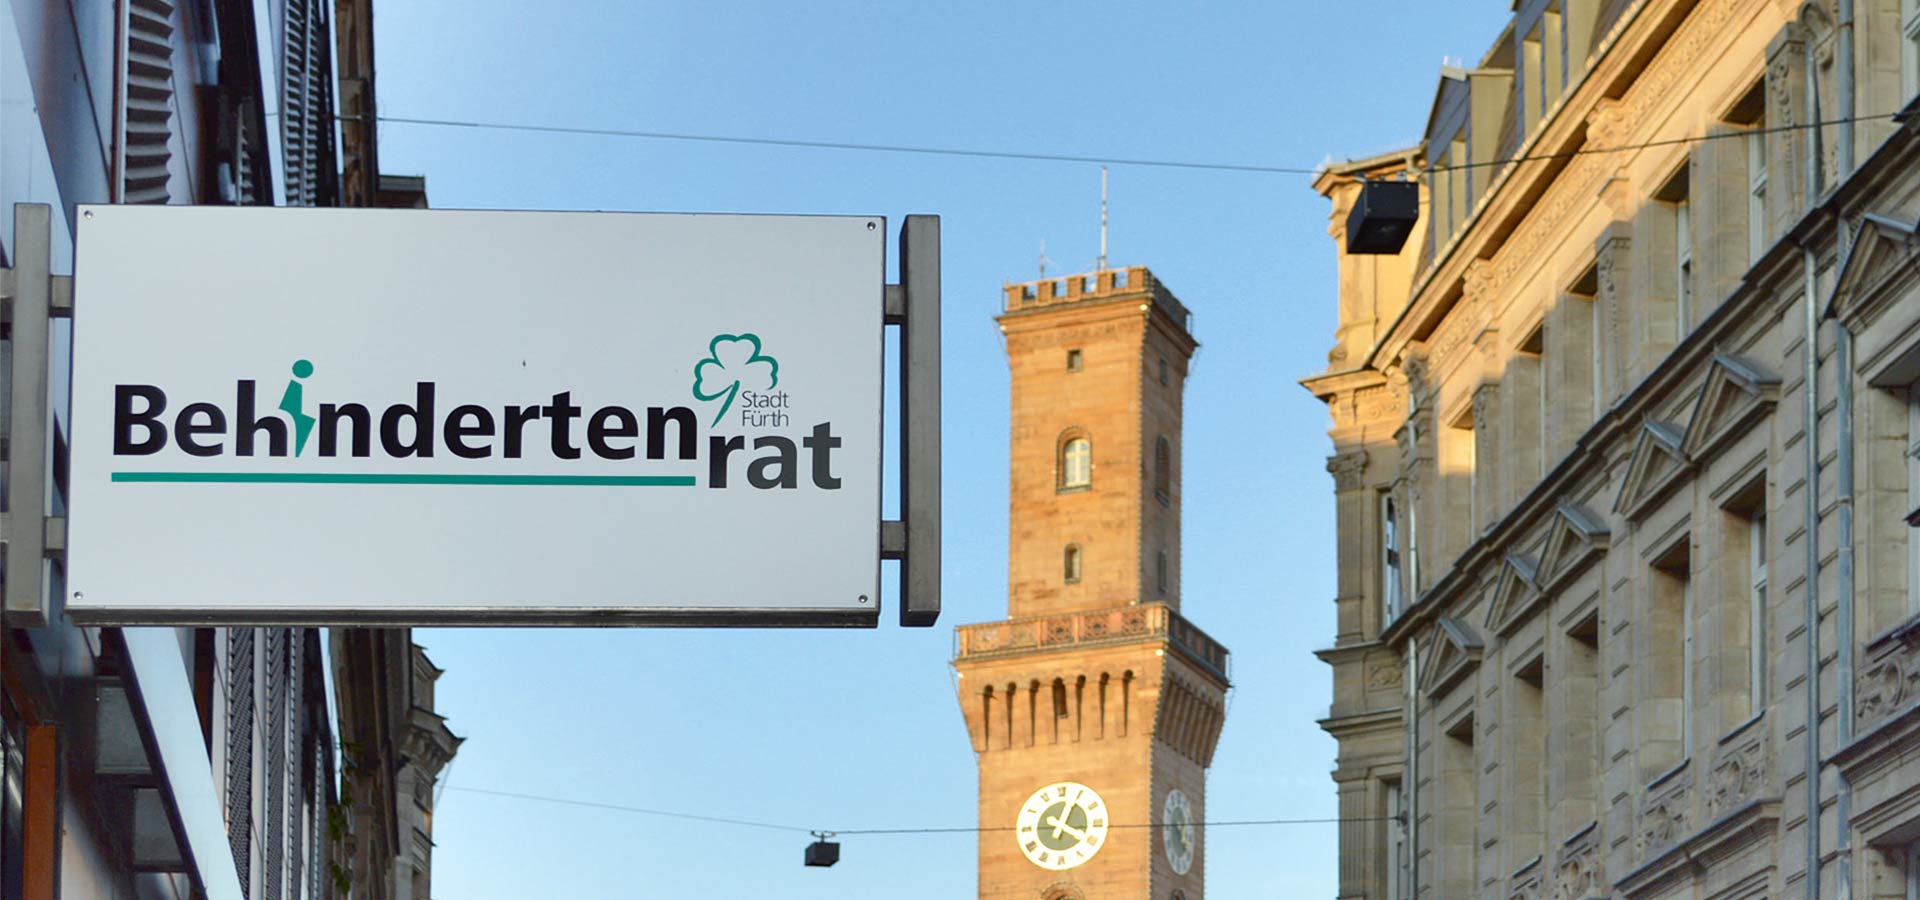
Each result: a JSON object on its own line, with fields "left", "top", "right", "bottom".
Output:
{"left": 953, "top": 602, "right": 1229, "bottom": 682}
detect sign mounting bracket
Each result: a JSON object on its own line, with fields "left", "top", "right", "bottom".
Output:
{"left": 882, "top": 215, "right": 940, "bottom": 626}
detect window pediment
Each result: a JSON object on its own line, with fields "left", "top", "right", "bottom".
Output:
{"left": 1485, "top": 554, "right": 1544, "bottom": 638}
{"left": 1421, "top": 616, "right": 1485, "bottom": 699}
{"left": 1680, "top": 354, "right": 1780, "bottom": 462}
{"left": 1613, "top": 420, "right": 1690, "bottom": 520}
{"left": 1831, "top": 211, "right": 1920, "bottom": 327}
{"left": 1538, "top": 503, "right": 1611, "bottom": 593}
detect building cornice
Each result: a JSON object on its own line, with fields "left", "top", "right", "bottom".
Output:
{"left": 1374, "top": 121, "right": 1916, "bottom": 650}
{"left": 1362, "top": 0, "right": 1720, "bottom": 376}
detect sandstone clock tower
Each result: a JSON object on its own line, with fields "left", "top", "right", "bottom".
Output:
{"left": 955, "top": 266, "right": 1230, "bottom": 900}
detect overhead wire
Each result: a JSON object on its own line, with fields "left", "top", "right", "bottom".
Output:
{"left": 353, "top": 111, "right": 1900, "bottom": 177}
{"left": 444, "top": 784, "right": 1385, "bottom": 836}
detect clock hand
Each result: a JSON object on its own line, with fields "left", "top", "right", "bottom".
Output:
{"left": 1048, "top": 806, "right": 1068, "bottom": 841}
{"left": 1045, "top": 815, "right": 1090, "bottom": 843}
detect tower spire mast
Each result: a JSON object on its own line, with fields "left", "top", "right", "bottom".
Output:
{"left": 1098, "top": 167, "right": 1109, "bottom": 273}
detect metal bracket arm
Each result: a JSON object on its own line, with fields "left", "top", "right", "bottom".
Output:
{"left": 882, "top": 216, "right": 940, "bottom": 626}
{"left": 4, "top": 204, "right": 65, "bottom": 626}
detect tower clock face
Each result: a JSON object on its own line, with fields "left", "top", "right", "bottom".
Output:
{"left": 1162, "top": 788, "right": 1196, "bottom": 875}
{"left": 1015, "top": 782, "right": 1110, "bottom": 870}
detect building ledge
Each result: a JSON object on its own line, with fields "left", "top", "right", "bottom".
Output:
{"left": 1614, "top": 798, "right": 1779, "bottom": 899}
{"left": 953, "top": 601, "right": 1228, "bottom": 685}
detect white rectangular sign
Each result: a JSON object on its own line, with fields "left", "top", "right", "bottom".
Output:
{"left": 66, "top": 206, "right": 884, "bottom": 624}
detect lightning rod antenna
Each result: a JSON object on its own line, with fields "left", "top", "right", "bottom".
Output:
{"left": 1039, "top": 239, "right": 1051, "bottom": 279}
{"left": 1098, "top": 167, "right": 1109, "bottom": 273}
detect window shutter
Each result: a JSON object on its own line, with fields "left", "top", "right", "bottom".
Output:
{"left": 236, "top": 112, "right": 260, "bottom": 205}
{"left": 282, "top": 0, "right": 332, "bottom": 206}
{"left": 226, "top": 628, "right": 256, "bottom": 896}
{"left": 123, "top": 0, "right": 177, "bottom": 204}
{"left": 263, "top": 628, "right": 287, "bottom": 900}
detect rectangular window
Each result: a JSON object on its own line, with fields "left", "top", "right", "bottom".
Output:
{"left": 1156, "top": 549, "right": 1168, "bottom": 596}
{"left": 1750, "top": 514, "right": 1768, "bottom": 712}
{"left": 1906, "top": 0, "right": 1920, "bottom": 98}
{"left": 1066, "top": 348, "right": 1083, "bottom": 372}
{"left": 1438, "top": 714, "right": 1476, "bottom": 898}
{"left": 1513, "top": 656, "right": 1548, "bottom": 861}
{"left": 1521, "top": 322, "right": 1547, "bottom": 476}
{"left": 1676, "top": 198, "right": 1693, "bottom": 331}
{"left": 1652, "top": 540, "right": 1693, "bottom": 766}
{"left": 1683, "top": 574, "right": 1694, "bottom": 751}
{"left": 1385, "top": 780, "right": 1406, "bottom": 900}
{"left": 1593, "top": 297, "right": 1605, "bottom": 411}
{"left": 1748, "top": 127, "right": 1768, "bottom": 265}
{"left": 1656, "top": 165, "right": 1693, "bottom": 335}
{"left": 1453, "top": 135, "right": 1470, "bottom": 229}
{"left": 1406, "top": 493, "right": 1421, "bottom": 598}
{"left": 1908, "top": 382, "right": 1920, "bottom": 616}
{"left": 1382, "top": 493, "right": 1404, "bottom": 623}
{"left": 1907, "top": 841, "right": 1920, "bottom": 900}
{"left": 1564, "top": 614, "right": 1603, "bottom": 837}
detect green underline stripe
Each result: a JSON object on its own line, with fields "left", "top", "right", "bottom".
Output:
{"left": 112, "top": 472, "right": 697, "bottom": 486}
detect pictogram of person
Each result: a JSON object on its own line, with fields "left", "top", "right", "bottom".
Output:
{"left": 280, "top": 359, "right": 316, "bottom": 456}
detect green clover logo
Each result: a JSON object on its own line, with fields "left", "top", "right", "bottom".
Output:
{"left": 692, "top": 333, "right": 779, "bottom": 427}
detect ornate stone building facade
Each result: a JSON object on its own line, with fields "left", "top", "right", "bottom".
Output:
{"left": 955, "top": 267, "right": 1229, "bottom": 899}
{"left": 1306, "top": 1, "right": 1920, "bottom": 898}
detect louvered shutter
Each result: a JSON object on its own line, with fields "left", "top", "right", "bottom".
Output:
{"left": 263, "top": 629, "right": 287, "bottom": 900}
{"left": 226, "top": 628, "right": 256, "bottom": 897}
{"left": 282, "top": 0, "right": 329, "bottom": 206}
{"left": 285, "top": 631, "right": 305, "bottom": 900}
{"left": 123, "top": 0, "right": 176, "bottom": 204}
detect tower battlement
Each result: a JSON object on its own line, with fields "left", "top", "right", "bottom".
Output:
{"left": 1002, "top": 264, "right": 1192, "bottom": 334}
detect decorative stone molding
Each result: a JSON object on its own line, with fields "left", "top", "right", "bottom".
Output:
{"left": 1538, "top": 504, "right": 1611, "bottom": 594}
{"left": 1856, "top": 614, "right": 1920, "bottom": 729}
{"left": 1612, "top": 420, "right": 1690, "bottom": 520}
{"left": 1486, "top": 553, "right": 1544, "bottom": 638}
{"left": 1679, "top": 355, "right": 1781, "bottom": 462}
{"left": 1553, "top": 823, "right": 1602, "bottom": 900}
{"left": 1508, "top": 856, "right": 1546, "bottom": 900}
{"left": 1586, "top": 99, "right": 1627, "bottom": 148}
{"left": 1365, "top": 654, "right": 1405, "bottom": 689}
{"left": 1472, "top": 382, "right": 1498, "bottom": 428}
{"left": 1599, "top": 0, "right": 1741, "bottom": 151}
{"left": 1832, "top": 212, "right": 1920, "bottom": 330}
{"left": 1706, "top": 715, "right": 1770, "bottom": 819}
{"left": 1419, "top": 616, "right": 1485, "bottom": 698}
{"left": 1401, "top": 351, "right": 1432, "bottom": 411}
{"left": 1326, "top": 450, "right": 1370, "bottom": 491}
{"left": 1428, "top": 295, "right": 1485, "bottom": 371}
{"left": 1634, "top": 767, "right": 1691, "bottom": 865}
{"left": 1352, "top": 384, "right": 1402, "bottom": 425}
{"left": 1463, "top": 258, "right": 1496, "bottom": 306}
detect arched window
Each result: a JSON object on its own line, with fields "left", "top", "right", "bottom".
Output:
{"left": 1156, "top": 549, "right": 1169, "bottom": 595}
{"left": 1154, "top": 436, "right": 1172, "bottom": 502}
{"left": 1061, "top": 435, "right": 1092, "bottom": 490}
{"left": 1064, "top": 544, "right": 1082, "bottom": 584}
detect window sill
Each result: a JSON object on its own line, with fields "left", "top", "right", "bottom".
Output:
{"left": 1057, "top": 485, "right": 1091, "bottom": 495}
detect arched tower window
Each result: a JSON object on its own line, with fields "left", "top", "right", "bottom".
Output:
{"left": 1060, "top": 434, "right": 1092, "bottom": 490}
{"left": 1064, "top": 544, "right": 1082, "bottom": 584}
{"left": 1154, "top": 436, "right": 1172, "bottom": 503}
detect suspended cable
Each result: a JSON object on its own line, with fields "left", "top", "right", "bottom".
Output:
{"left": 445, "top": 784, "right": 1383, "bottom": 835}
{"left": 367, "top": 115, "right": 1322, "bottom": 174}
{"left": 447, "top": 785, "right": 813, "bottom": 834}
{"left": 358, "top": 111, "right": 1898, "bottom": 177}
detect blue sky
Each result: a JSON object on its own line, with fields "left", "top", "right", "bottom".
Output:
{"left": 384, "top": 2, "right": 1510, "bottom": 896}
